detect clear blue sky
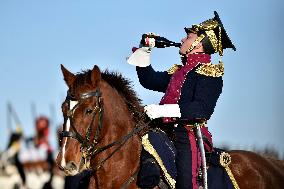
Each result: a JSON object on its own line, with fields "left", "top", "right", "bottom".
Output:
{"left": 0, "top": 0, "right": 283, "bottom": 158}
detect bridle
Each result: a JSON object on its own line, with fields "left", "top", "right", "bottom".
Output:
{"left": 60, "top": 88, "right": 149, "bottom": 171}
{"left": 60, "top": 89, "right": 104, "bottom": 168}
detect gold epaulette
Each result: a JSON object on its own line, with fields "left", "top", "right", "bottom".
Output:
{"left": 195, "top": 62, "right": 224, "bottom": 77}
{"left": 11, "top": 142, "right": 21, "bottom": 152}
{"left": 167, "top": 64, "right": 180, "bottom": 74}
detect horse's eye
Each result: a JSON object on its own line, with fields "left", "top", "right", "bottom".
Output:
{"left": 85, "top": 108, "right": 93, "bottom": 115}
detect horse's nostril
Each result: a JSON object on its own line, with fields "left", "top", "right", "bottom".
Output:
{"left": 66, "top": 161, "right": 78, "bottom": 171}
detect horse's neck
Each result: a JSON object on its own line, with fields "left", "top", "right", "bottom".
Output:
{"left": 91, "top": 82, "right": 141, "bottom": 188}
{"left": 101, "top": 81, "right": 135, "bottom": 129}
{"left": 100, "top": 81, "right": 140, "bottom": 152}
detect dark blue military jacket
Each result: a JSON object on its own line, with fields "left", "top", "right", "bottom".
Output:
{"left": 136, "top": 65, "right": 223, "bottom": 120}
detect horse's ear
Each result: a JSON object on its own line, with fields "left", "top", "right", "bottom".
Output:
{"left": 61, "top": 64, "right": 76, "bottom": 88}
{"left": 91, "top": 65, "right": 101, "bottom": 87}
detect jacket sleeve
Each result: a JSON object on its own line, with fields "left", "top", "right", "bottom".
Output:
{"left": 136, "top": 65, "right": 171, "bottom": 93}
{"left": 179, "top": 74, "right": 223, "bottom": 120}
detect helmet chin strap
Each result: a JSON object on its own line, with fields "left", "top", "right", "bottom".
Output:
{"left": 185, "top": 34, "right": 206, "bottom": 55}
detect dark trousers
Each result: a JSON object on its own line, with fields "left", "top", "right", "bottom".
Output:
{"left": 174, "top": 126, "right": 193, "bottom": 189}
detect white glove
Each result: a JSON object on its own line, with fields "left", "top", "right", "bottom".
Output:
{"left": 144, "top": 104, "right": 181, "bottom": 120}
{"left": 127, "top": 47, "right": 152, "bottom": 67}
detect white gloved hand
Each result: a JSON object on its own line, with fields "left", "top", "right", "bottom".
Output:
{"left": 127, "top": 47, "right": 152, "bottom": 67}
{"left": 144, "top": 104, "right": 181, "bottom": 120}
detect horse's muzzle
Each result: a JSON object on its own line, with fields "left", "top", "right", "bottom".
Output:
{"left": 63, "top": 161, "right": 80, "bottom": 176}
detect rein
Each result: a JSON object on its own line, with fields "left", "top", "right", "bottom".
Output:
{"left": 60, "top": 89, "right": 149, "bottom": 171}
{"left": 93, "top": 115, "right": 149, "bottom": 171}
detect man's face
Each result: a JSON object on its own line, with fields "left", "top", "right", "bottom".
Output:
{"left": 179, "top": 32, "right": 199, "bottom": 55}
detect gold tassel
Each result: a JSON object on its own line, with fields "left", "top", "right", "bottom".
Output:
{"left": 219, "top": 152, "right": 240, "bottom": 189}
{"left": 224, "top": 166, "right": 240, "bottom": 189}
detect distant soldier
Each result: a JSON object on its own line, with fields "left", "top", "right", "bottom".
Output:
{"left": 34, "top": 116, "right": 54, "bottom": 189}
{"left": 2, "top": 127, "right": 26, "bottom": 188}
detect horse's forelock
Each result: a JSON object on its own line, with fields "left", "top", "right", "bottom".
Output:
{"left": 69, "top": 70, "right": 93, "bottom": 98}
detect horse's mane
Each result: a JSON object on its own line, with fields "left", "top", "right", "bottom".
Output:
{"left": 101, "top": 69, "right": 143, "bottom": 111}
{"left": 74, "top": 69, "right": 143, "bottom": 121}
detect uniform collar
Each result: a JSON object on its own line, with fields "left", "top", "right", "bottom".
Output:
{"left": 186, "top": 53, "right": 211, "bottom": 65}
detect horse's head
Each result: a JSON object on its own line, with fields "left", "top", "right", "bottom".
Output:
{"left": 56, "top": 64, "right": 143, "bottom": 180}
{"left": 56, "top": 64, "right": 104, "bottom": 176}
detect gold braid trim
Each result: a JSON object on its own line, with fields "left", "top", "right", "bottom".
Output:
{"left": 191, "top": 19, "right": 219, "bottom": 32}
{"left": 195, "top": 62, "right": 224, "bottom": 77}
{"left": 205, "top": 30, "right": 218, "bottom": 52}
{"left": 218, "top": 26, "right": 223, "bottom": 56}
{"left": 167, "top": 64, "right": 180, "bottom": 74}
{"left": 142, "top": 134, "right": 176, "bottom": 189}
{"left": 224, "top": 167, "right": 240, "bottom": 189}
{"left": 219, "top": 152, "right": 240, "bottom": 189}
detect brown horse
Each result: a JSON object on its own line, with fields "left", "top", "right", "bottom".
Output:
{"left": 56, "top": 65, "right": 284, "bottom": 189}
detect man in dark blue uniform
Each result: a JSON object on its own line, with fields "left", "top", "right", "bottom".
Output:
{"left": 128, "top": 11, "right": 236, "bottom": 189}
